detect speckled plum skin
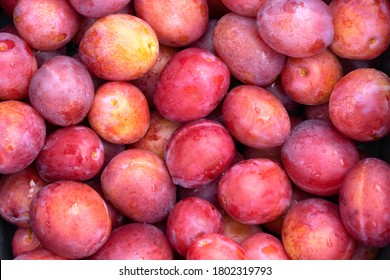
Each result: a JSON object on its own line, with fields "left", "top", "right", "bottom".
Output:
{"left": 28, "top": 55, "right": 94, "bottom": 126}
{"left": 29, "top": 181, "right": 112, "bottom": 259}
{"left": 281, "top": 49, "right": 343, "bottom": 105}
{"left": 13, "top": 0, "right": 80, "bottom": 51}
{"left": 218, "top": 158, "right": 292, "bottom": 225}
{"left": 213, "top": 13, "right": 286, "bottom": 86}
{"left": 281, "top": 119, "right": 360, "bottom": 196}
{"left": 154, "top": 47, "right": 230, "bottom": 122}
{"left": 329, "top": 0, "right": 390, "bottom": 60}
{"left": 222, "top": 85, "right": 291, "bottom": 149}
{"left": 186, "top": 233, "right": 246, "bottom": 260}
{"left": 242, "top": 232, "right": 289, "bottom": 260}
{"left": 339, "top": 158, "right": 390, "bottom": 248}
{"left": 164, "top": 119, "right": 236, "bottom": 188}
{"left": 0, "top": 100, "right": 46, "bottom": 174}
{"left": 282, "top": 198, "right": 356, "bottom": 260}
{"left": 329, "top": 68, "right": 390, "bottom": 142}
{"left": 101, "top": 149, "right": 176, "bottom": 223}
{"left": 134, "top": 0, "right": 209, "bottom": 47}
{"left": 0, "top": 165, "right": 47, "bottom": 227}
{"left": 166, "top": 197, "right": 222, "bottom": 257}
{"left": 79, "top": 14, "right": 159, "bottom": 81}
{"left": 36, "top": 125, "right": 105, "bottom": 182}
{"left": 92, "top": 223, "right": 173, "bottom": 260}
{"left": 256, "top": 0, "right": 334, "bottom": 57}
{"left": 88, "top": 82, "right": 150, "bottom": 145}
{"left": 0, "top": 32, "right": 37, "bottom": 100}
{"left": 69, "top": 0, "right": 131, "bottom": 18}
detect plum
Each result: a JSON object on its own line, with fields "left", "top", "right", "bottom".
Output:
{"left": 92, "top": 223, "right": 173, "bottom": 260}
{"left": 29, "top": 55, "right": 95, "bottom": 126}
{"left": 0, "top": 100, "right": 46, "bottom": 174}
{"left": 339, "top": 158, "right": 390, "bottom": 248}
{"left": 256, "top": 0, "right": 334, "bottom": 57}
{"left": 281, "top": 119, "right": 360, "bottom": 196}
{"left": 12, "top": 227, "right": 42, "bottom": 257}
{"left": 186, "top": 233, "right": 246, "bottom": 260}
{"left": 129, "top": 111, "right": 181, "bottom": 159}
{"left": 68, "top": 0, "right": 132, "bottom": 18}
{"left": 221, "top": 214, "right": 263, "bottom": 245}
{"left": 213, "top": 13, "right": 286, "bottom": 86}
{"left": 242, "top": 232, "right": 290, "bottom": 260}
{"left": 329, "top": 68, "right": 390, "bottom": 142}
{"left": 30, "top": 181, "right": 112, "bottom": 259}
{"left": 281, "top": 48, "right": 343, "bottom": 105}
{"left": 153, "top": 47, "right": 230, "bottom": 122}
{"left": 134, "top": 0, "right": 209, "bottom": 47}
{"left": 0, "top": 32, "right": 37, "bottom": 100}
{"left": 222, "top": 85, "right": 291, "bottom": 149}
{"left": 282, "top": 198, "right": 356, "bottom": 260}
{"left": 14, "top": 248, "right": 68, "bottom": 260}
{"left": 101, "top": 149, "right": 176, "bottom": 223}
{"left": 79, "top": 14, "right": 159, "bottom": 81}
{"left": 164, "top": 119, "right": 236, "bottom": 188}
{"left": 88, "top": 81, "right": 150, "bottom": 145}
{"left": 221, "top": 0, "right": 266, "bottom": 17}
{"left": 36, "top": 125, "right": 105, "bottom": 182}
{"left": 0, "top": 165, "right": 47, "bottom": 227}
{"left": 166, "top": 197, "right": 222, "bottom": 257}
{"left": 13, "top": 0, "right": 79, "bottom": 51}
{"left": 329, "top": 0, "right": 390, "bottom": 60}
{"left": 218, "top": 158, "right": 292, "bottom": 225}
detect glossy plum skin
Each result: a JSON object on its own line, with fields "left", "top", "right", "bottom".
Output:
{"left": 0, "top": 32, "right": 37, "bottom": 100}
{"left": 281, "top": 119, "right": 360, "bottom": 196}
{"left": 213, "top": 13, "right": 286, "bottom": 86}
{"left": 222, "top": 85, "right": 291, "bottom": 149}
{"left": 131, "top": 45, "right": 178, "bottom": 108}
{"left": 14, "top": 248, "right": 68, "bottom": 260}
{"left": 218, "top": 158, "right": 292, "bottom": 225}
{"left": 88, "top": 82, "right": 150, "bottom": 145}
{"left": 164, "top": 119, "right": 236, "bottom": 188}
{"left": 281, "top": 49, "right": 343, "bottom": 105}
{"left": 68, "top": 0, "right": 131, "bottom": 18}
{"left": 129, "top": 111, "right": 181, "bottom": 159}
{"left": 166, "top": 197, "right": 222, "bottom": 257}
{"left": 256, "top": 0, "right": 334, "bottom": 57}
{"left": 101, "top": 149, "right": 176, "bottom": 223}
{"left": 339, "top": 158, "right": 390, "bottom": 248}
{"left": 0, "top": 100, "right": 46, "bottom": 174}
{"left": 12, "top": 227, "right": 42, "bottom": 257}
{"left": 242, "top": 232, "right": 289, "bottom": 260}
{"left": 221, "top": 214, "right": 263, "bottom": 245}
{"left": 79, "top": 14, "right": 159, "bottom": 81}
{"left": 13, "top": 0, "right": 79, "bottom": 51}
{"left": 329, "top": 0, "right": 390, "bottom": 60}
{"left": 36, "top": 125, "right": 105, "bottom": 182}
{"left": 29, "top": 55, "right": 94, "bottom": 126}
{"left": 0, "top": 165, "right": 46, "bottom": 227}
{"left": 30, "top": 181, "right": 112, "bottom": 259}
{"left": 154, "top": 48, "right": 230, "bottom": 122}
{"left": 186, "top": 233, "right": 246, "bottom": 260}
{"left": 221, "top": 0, "right": 265, "bottom": 17}
{"left": 134, "top": 0, "right": 209, "bottom": 47}
{"left": 282, "top": 198, "right": 356, "bottom": 260}
{"left": 92, "top": 223, "right": 173, "bottom": 260}
{"left": 329, "top": 68, "right": 390, "bottom": 142}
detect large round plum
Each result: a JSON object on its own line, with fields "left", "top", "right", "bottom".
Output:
{"left": 30, "top": 181, "right": 112, "bottom": 259}
{"left": 0, "top": 100, "right": 46, "bottom": 174}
